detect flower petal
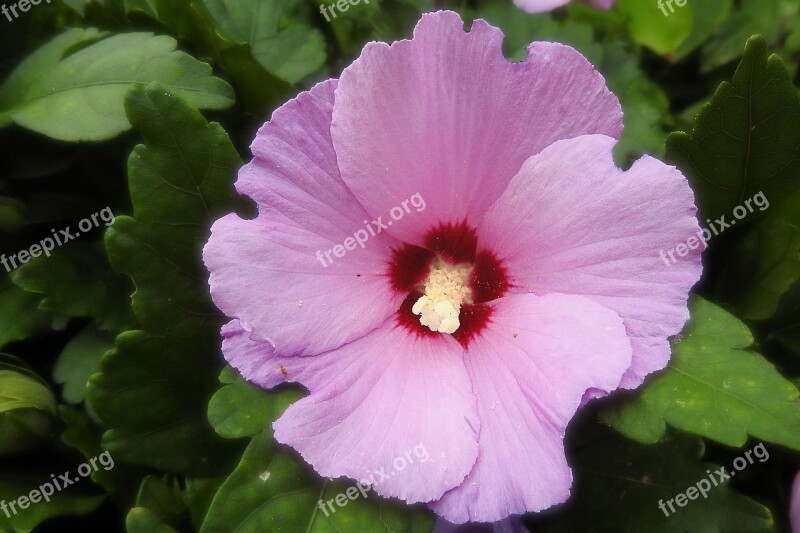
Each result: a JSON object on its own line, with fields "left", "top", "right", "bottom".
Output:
{"left": 512, "top": 0, "right": 571, "bottom": 12}
{"left": 273, "top": 323, "right": 480, "bottom": 503}
{"left": 221, "top": 321, "right": 314, "bottom": 389}
{"left": 513, "top": 0, "right": 616, "bottom": 13}
{"left": 433, "top": 515, "right": 529, "bottom": 533}
{"left": 331, "top": 10, "right": 622, "bottom": 246}
{"left": 204, "top": 81, "right": 404, "bottom": 357}
{"left": 205, "top": 212, "right": 403, "bottom": 357}
{"left": 429, "top": 293, "right": 632, "bottom": 523}
{"left": 476, "top": 134, "right": 702, "bottom": 389}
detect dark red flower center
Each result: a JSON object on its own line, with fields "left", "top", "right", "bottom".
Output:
{"left": 387, "top": 221, "right": 510, "bottom": 348}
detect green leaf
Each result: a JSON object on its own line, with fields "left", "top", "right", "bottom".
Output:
{"left": 701, "top": 1, "right": 797, "bottom": 72}
{"left": 0, "top": 30, "right": 234, "bottom": 141}
{"left": 0, "top": 453, "right": 106, "bottom": 532}
{"left": 185, "top": 477, "right": 226, "bottom": 530}
{"left": 201, "top": 392, "right": 436, "bottom": 533}
{"left": 124, "top": 0, "right": 294, "bottom": 116}
{"left": 716, "top": 189, "right": 800, "bottom": 320}
{"left": 615, "top": 0, "right": 693, "bottom": 57}
{"left": 12, "top": 242, "right": 136, "bottom": 333}
{"left": 59, "top": 405, "right": 142, "bottom": 504}
{"left": 0, "top": 276, "right": 52, "bottom": 349}
{"left": 126, "top": 507, "right": 179, "bottom": 533}
{"left": 0, "top": 366, "right": 57, "bottom": 456}
{"left": 603, "top": 297, "right": 800, "bottom": 450}
{"left": 54, "top": 326, "right": 114, "bottom": 405}
{"left": 532, "top": 425, "right": 773, "bottom": 532}
{"left": 666, "top": 35, "right": 800, "bottom": 223}
{"left": 85, "top": 84, "right": 244, "bottom": 476}
{"left": 0, "top": 28, "right": 105, "bottom": 118}
{"left": 135, "top": 476, "right": 187, "bottom": 528}
{"left": 673, "top": 0, "right": 733, "bottom": 60}
{"left": 208, "top": 367, "right": 280, "bottom": 439}
{"left": 768, "top": 280, "right": 800, "bottom": 356}
{"left": 600, "top": 41, "right": 670, "bottom": 162}
{"left": 202, "top": 0, "right": 326, "bottom": 83}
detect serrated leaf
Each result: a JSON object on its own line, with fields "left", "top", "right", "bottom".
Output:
{"left": 603, "top": 297, "right": 800, "bottom": 450}
{"left": 202, "top": 0, "right": 326, "bottom": 83}
{"left": 0, "top": 275, "right": 52, "bottom": 349}
{"left": 716, "top": 188, "right": 800, "bottom": 320}
{"left": 0, "top": 30, "right": 234, "bottom": 141}
{"left": 54, "top": 326, "right": 114, "bottom": 405}
{"left": 532, "top": 425, "right": 773, "bottom": 532}
{"left": 85, "top": 84, "right": 244, "bottom": 476}
{"left": 208, "top": 367, "right": 281, "bottom": 439}
{"left": 59, "top": 405, "right": 142, "bottom": 504}
{"left": 124, "top": 0, "right": 294, "bottom": 115}
{"left": 666, "top": 35, "right": 800, "bottom": 223}
{"left": 12, "top": 242, "right": 136, "bottom": 333}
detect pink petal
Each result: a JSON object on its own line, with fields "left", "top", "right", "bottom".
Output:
{"left": 331, "top": 10, "right": 622, "bottom": 246}
{"left": 513, "top": 0, "right": 616, "bottom": 13}
{"left": 433, "top": 516, "right": 529, "bottom": 533}
{"left": 476, "top": 134, "right": 702, "bottom": 389}
{"left": 205, "top": 212, "right": 402, "bottom": 357}
{"left": 429, "top": 293, "right": 632, "bottom": 523}
{"left": 273, "top": 323, "right": 480, "bottom": 503}
{"left": 792, "top": 472, "right": 800, "bottom": 533}
{"left": 204, "top": 80, "right": 405, "bottom": 357}
{"left": 512, "top": 0, "right": 571, "bottom": 12}
{"left": 220, "top": 321, "right": 313, "bottom": 389}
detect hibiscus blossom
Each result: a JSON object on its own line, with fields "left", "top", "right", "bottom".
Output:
{"left": 203, "top": 10, "right": 701, "bottom": 523}
{"left": 513, "top": 0, "right": 616, "bottom": 14}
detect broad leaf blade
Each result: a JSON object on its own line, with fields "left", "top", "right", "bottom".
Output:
{"left": 533, "top": 425, "right": 773, "bottom": 532}
{"left": 202, "top": 0, "right": 326, "bottom": 83}
{"left": 86, "top": 84, "right": 243, "bottom": 476}
{"left": 0, "top": 31, "right": 234, "bottom": 141}
{"left": 666, "top": 35, "right": 800, "bottom": 223}
{"left": 603, "top": 297, "right": 800, "bottom": 450}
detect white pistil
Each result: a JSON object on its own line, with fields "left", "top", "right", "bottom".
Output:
{"left": 412, "top": 262, "right": 472, "bottom": 334}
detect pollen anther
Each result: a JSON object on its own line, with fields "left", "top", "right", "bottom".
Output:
{"left": 411, "top": 261, "right": 472, "bottom": 334}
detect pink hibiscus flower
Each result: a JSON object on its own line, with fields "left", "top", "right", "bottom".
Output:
{"left": 513, "top": 0, "right": 616, "bottom": 14}
{"left": 792, "top": 473, "right": 800, "bottom": 533}
{"left": 203, "top": 10, "right": 702, "bottom": 523}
